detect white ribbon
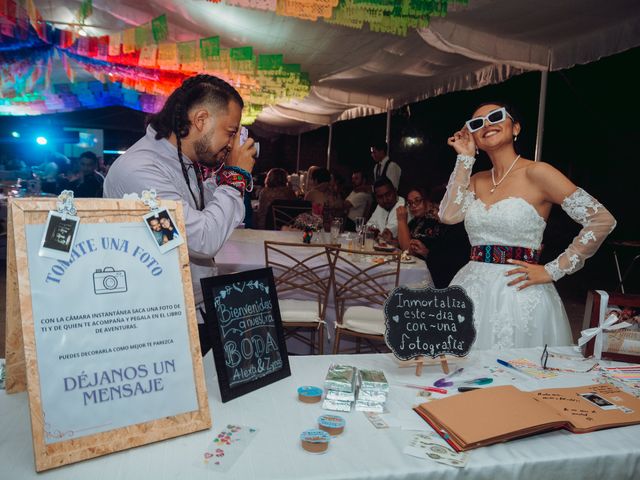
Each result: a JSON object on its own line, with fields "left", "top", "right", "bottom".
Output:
{"left": 579, "top": 293, "right": 632, "bottom": 358}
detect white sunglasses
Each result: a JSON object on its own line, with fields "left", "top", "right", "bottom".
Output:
{"left": 465, "top": 107, "right": 514, "bottom": 133}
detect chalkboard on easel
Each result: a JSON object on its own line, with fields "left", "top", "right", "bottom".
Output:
{"left": 383, "top": 285, "right": 476, "bottom": 361}
{"left": 201, "top": 268, "right": 290, "bottom": 402}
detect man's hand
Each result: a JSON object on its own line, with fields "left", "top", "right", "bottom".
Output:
{"left": 226, "top": 131, "right": 257, "bottom": 173}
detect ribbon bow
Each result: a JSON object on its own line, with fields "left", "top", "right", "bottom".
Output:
{"left": 578, "top": 313, "right": 632, "bottom": 359}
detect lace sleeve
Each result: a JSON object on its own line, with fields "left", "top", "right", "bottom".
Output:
{"left": 544, "top": 188, "right": 616, "bottom": 281}
{"left": 438, "top": 154, "right": 476, "bottom": 224}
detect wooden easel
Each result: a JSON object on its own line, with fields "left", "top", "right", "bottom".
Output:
{"left": 398, "top": 355, "right": 450, "bottom": 376}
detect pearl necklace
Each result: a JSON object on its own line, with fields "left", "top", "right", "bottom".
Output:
{"left": 490, "top": 154, "right": 521, "bottom": 193}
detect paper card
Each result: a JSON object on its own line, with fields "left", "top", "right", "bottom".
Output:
{"left": 403, "top": 432, "right": 468, "bottom": 468}
{"left": 203, "top": 424, "right": 258, "bottom": 472}
{"left": 364, "top": 412, "right": 389, "bottom": 429}
{"left": 508, "top": 358, "right": 559, "bottom": 379}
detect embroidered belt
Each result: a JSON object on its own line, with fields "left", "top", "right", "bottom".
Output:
{"left": 470, "top": 245, "right": 541, "bottom": 264}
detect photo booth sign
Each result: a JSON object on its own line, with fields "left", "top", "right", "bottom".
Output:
{"left": 4, "top": 198, "right": 210, "bottom": 472}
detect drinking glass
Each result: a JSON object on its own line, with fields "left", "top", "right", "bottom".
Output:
{"left": 354, "top": 216, "right": 365, "bottom": 235}
{"left": 330, "top": 217, "right": 343, "bottom": 243}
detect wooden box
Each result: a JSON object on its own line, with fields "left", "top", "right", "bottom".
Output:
{"left": 582, "top": 290, "right": 640, "bottom": 363}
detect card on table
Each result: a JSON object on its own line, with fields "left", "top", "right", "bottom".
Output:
{"left": 403, "top": 432, "right": 468, "bottom": 468}
{"left": 203, "top": 424, "right": 258, "bottom": 472}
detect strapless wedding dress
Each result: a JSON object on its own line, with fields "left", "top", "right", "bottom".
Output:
{"left": 450, "top": 197, "right": 573, "bottom": 350}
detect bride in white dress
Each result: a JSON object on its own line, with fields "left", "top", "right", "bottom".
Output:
{"left": 439, "top": 102, "right": 617, "bottom": 350}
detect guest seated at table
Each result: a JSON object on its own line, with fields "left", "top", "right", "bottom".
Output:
{"left": 343, "top": 169, "right": 372, "bottom": 231}
{"left": 397, "top": 186, "right": 444, "bottom": 258}
{"left": 255, "top": 168, "right": 297, "bottom": 229}
{"left": 368, "top": 177, "right": 407, "bottom": 243}
{"left": 396, "top": 185, "right": 469, "bottom": 288}
{"left": 304, "top": 167, "right": 344, "bottom": 217}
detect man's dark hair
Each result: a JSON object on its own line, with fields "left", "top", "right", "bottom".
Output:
{"left": 266, "top": 168, "right": 289, "bottom": 188}
{"left": 146, "top": 74, "right": 244, "bottom": 209}
{"left": 148, "top": 74, "right": 244, "bottom": 142}
{"left": 79, "top": 151, "right": 99, "bottom": 165}
{"left": 371, "top": 141, "right": 388, "bottom": 154}
{"left": 311, "top": 167, "right": 331, "bottom": 184}
{"left": 373, "top": 176, "right": 394, "bottom": 192}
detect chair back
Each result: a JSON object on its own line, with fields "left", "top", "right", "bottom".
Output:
{"left": 326, "top": 247, "right": 400, "bottom": 325}
{"left": 264, "top": 241, "right": 335, "bottom": 319}
{"left": 268, "top": 199, "right": 312, "bottom": 230}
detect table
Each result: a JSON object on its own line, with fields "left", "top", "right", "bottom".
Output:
{"left": 2, "top": 347, "right": 639, "bottom": 479}
{"left": 214, "top": 229, "right": 433, "bottom": 288}
{"left": 214, "top": 229, "right": 434, "bottom": 352}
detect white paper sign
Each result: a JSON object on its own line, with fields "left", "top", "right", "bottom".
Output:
{"left": 25, "top": 222, "right": 199, "bottom": 444}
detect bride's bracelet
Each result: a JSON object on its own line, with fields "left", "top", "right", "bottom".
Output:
{"left": 456, "top": 154, "right": 476, "bottom": 170}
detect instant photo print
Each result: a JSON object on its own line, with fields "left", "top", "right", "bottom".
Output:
{"left": 143, "top": 208, "right": 184, "bottom": 254}
{"left": 38, "top": 211, "right": 80, "bottom": 260}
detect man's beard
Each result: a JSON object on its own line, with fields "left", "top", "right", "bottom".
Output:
{"left": 193, "top": 132, "right": 230, "bottom": 168}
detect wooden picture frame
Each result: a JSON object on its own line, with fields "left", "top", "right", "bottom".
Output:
{"left": 582, "top": 290, "right": 640, "bottom": 363}
{"left": 4, "top": 198, "right": 211, "bottom": 472}
{"left": 201, "top": 267, "right": 291, "bottom": 403}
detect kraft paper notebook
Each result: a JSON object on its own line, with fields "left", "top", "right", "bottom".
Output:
{"left": 414, "top": 383, "right": 640, "bottom": 451}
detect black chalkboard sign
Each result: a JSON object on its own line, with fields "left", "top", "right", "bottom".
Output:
{"left": 383, "top": 285, "right": 476, "bottom": 360}
{"left": 201, "top": 268, "right": 290, "bottom": 402}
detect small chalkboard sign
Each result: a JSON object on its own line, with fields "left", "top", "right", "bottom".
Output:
{"left": 383, "top": 285, "right": 476, "bottom": 360}
{"left": 201, "top": 268, "right": 290, "bottom": 402}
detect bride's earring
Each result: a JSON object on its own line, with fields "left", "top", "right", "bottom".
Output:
{"left": 475, "top": 146, "right": 479, "bottom": 156}
{"left": 513, "top": 135, "right": 518, "bottom": 142}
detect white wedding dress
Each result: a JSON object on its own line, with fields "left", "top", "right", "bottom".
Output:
{"left": 439, "top": 154, "right": 617, "bottom": 350}
{"left": 450, "top": 196, "right": 572, "bottom": 349}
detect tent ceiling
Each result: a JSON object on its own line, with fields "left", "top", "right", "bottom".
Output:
{"left": 30, "top": 0, "right": 640, "bottom": 133}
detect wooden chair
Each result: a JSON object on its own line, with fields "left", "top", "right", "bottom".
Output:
{"left": 267, "top": 199, "right": 312, "bottom": 230}
{"left": 327, "top": 246, "right": 401, "bottom": 354}
{"left": 264, "top": 241, "right": 335, "bottom": 354}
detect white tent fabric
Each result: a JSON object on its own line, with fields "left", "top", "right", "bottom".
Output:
{"left": 34, "top": 0, "right": 640, "bottom": 133}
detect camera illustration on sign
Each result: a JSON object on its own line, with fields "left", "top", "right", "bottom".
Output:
{"left": 383, "top": 285, "right": 476, "bottom": 360}
{"left": 93, "top": 266, "right": 128, "bottom": 295}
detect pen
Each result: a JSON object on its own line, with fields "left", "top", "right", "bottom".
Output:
{"left": 433, "top": 367, "right": 464, "bottom": 387}
{"left": 497, "top": 359, "right": 534, "bottom": 378}
{"left": 401, "top": 383, "right": 448, "bottom": 394}
{"left": 458, "top": 386, "right": 481, "bottom": 392}
{"left": 439, "top": 377, "right": 493, "bottom": 388}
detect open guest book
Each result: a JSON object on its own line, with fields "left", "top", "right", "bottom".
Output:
{"left": 414, "top": 383, "right": 640, "bottom": 452}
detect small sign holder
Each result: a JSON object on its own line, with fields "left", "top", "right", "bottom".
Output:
{"left": 4, "top": 197, "right": 210, "bottom": 472}
{"left": 201, "top": 268, "right": 291, "bottom": 403}
{"left": 384, "top": 285, "right": 476, "bottom": 377}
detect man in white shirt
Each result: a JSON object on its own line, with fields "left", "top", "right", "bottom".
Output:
{"left": 104, "top": 74, "right": 256, "bottom": 355}
{"left": 367, "top": 177, "right": 408, "bottom": 242}
{"left": 344, "top": 169, "right": 372, "bottom": 229}
{"left": 371, "top": 141, "right": 401, "bottom": 190}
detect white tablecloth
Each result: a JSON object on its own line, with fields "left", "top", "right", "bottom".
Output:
{"left": 2, "top": 348, "right": 639, "bottom": 479}
{"left": 214, "top": 229, "right": 433, "bottom": 287}
{"left": 214, "top": 229, "right": 433, "bottom": 352}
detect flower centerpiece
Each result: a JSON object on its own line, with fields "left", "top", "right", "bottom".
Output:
{"left": 292, "top": 212, "right": 323, "bottom": 243}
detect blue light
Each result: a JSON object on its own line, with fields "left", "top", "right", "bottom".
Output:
{"left": 36, "top": 136, "right": 48, "bottom": 145}
{"left": 11, "top": 131, "right": 20, "bottom": 138}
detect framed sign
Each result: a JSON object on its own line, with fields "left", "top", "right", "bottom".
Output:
{"left": 201, "top": 268, "right": 291, "bottom": 402}
{"left": 4, "top": 198, "right": 210, "bottom": 472}
{"left": 383, "top": 285, "right": 476, "bottom": 360}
